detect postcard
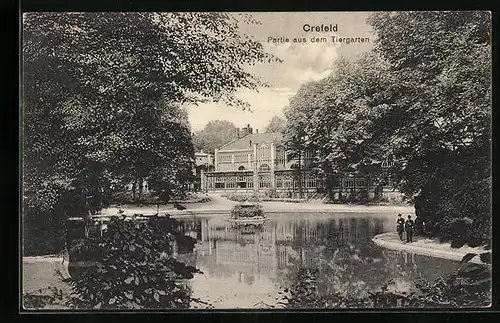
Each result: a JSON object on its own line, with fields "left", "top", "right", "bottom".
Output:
{"left": 21, "top": 11, "right": 492, "bottom": 310}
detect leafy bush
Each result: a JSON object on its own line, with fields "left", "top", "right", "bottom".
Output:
{"left": 281, "top": 264, "right": 491, "bottom": 308}
{"left": 23, "top": 287, "right": 66, "bottom": 309}
{"left": 264, "top": 189, "right": 279, "bottom": 198}
{"left": 67, "top": 216, "right": 207, "bottom": 309}
{"left": 225, "top": 195, "right": 248, "bottom": 202}
{"left": 23, "top": 183, "right": 90, "bottom": 256}
{"left": 230, "top": 204, "right": 264, "bottom": 218}
{"left": 225, "top": 194, "right": 262, "bottom": 202}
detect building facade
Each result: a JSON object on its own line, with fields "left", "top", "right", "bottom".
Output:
{"left": 201, "top": 125, "right": 321, "bottom": 197}
{"left": 201, "top": 124, "right": 400, "bottom": 199}
{"left": 193, "top": 152, "right": 215, "bottom": 191}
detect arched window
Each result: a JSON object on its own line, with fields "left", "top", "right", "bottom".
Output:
{"left": 259, "top": 164, "right": 270, "bottom": 172}
{"left": 238, "top": 166, "right": 246, "bottom": 171}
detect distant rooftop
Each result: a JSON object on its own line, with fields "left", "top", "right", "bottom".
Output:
{"left": 218, "top": 132, "right": 283, "bottom": 151}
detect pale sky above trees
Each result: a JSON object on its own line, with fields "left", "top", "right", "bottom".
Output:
{"left": 186, "top": 12, "right": 374, "bottom": 132}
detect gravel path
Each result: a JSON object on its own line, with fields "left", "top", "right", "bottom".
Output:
{"left": 98, "top": 194, "right": 415, "bottom": 217}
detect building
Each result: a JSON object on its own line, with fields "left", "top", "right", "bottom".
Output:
{"left": 201, "top": 124, "right": 400, "bottom": 199}
{"left": 193, "top": 151, "right": 215, "bottom": 191}
{"left": 202, "top": 124, "right": 320, "bottom": 197}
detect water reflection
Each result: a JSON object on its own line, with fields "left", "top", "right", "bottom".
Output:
{"left": 176, "top": 213, "right": 459, "bottom": 309}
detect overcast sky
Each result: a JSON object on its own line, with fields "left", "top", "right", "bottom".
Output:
{"left": 187, "top": 12, "right": 374, "bottom": 132}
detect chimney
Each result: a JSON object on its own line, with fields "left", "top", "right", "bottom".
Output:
{"left": 236, "top": 128, "right": 240, "bottom": 139}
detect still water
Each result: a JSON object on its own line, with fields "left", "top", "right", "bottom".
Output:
{"left": 175, "top": 213, "right": 460, "bottom": 309}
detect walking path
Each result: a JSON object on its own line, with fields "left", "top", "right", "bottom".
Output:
{"left": 22, "top": 256, "right": 72, "bottom": 309}
{"left": 98, "top": 194, "right": 415, "bottom": 218}
{"left": 372, "top": 232, "right": 490, "bottom": 265}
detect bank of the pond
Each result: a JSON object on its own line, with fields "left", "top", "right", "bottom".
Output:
{"left": 22, "top": 256, "right": 72, "bottom": 309}
{"left": 372, "top": 232, "right": 490, "bottom": 265}
{"left": 99, "top": 195, "right": 414, "bottom": 218}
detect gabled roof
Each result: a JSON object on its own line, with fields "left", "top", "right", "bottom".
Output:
{"left": 219, "top": 132, "right": 283, "bottom": 151}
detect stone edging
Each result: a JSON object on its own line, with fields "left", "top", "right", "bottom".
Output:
{"left": 372, "top": 232, "right": 487, "bottom": 265}
{"left": 23, "top": 256, "right": 72, "bottom": 280}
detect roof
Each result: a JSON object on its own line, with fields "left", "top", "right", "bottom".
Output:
{"left": 218, "top": 132, "right": 283, "bottom": 151}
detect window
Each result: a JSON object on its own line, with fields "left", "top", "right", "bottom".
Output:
{"left": 219, "top": 154, "right": 232, "bottom": 163}
{"left": 259, "top": 174, "right": 271, "bottom": 188}
{"left": 382, "top": 158, "right": 394, "bottom": 168}
{"left": 344, "top": 178, "right": 355, "bottom": 188}
{"left": 238, "top": 166, "right": 246, "bottom": 170}
{"left": 259, "top": 181, "right": 271, "bottom": 188}
{"left": 306, "top": 178, "right": 316, "bottom": 188}
{"left": 355, "top": 178, "right": 366, "bottom": 188}
{"left": 276, "top": 178, "right": 283, "bottom": 188}
{"left": 215, "top": 182, "right": 225, "bottom": 188}
{"left": 259, "top": 164, "right": 270, "bottom": 172}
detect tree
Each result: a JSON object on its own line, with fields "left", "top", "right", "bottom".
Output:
{"left": 284, "top": 55, "right": 392, "bottom": 199}
{"left": 284, "top": 11, "right": 491, "bottom": 244}
{"left": 68, "top": 216, "right": 208, "bottom": 309}
{"left": 365, "top": 12, "right": 491, "bottom": 243}
{"left": 192, "top": 120, "right": 239, "bottom": 153}
{"left": 22, "top": 12, "right": 279, "bottom": 255}
{"left": 264, "top": 115, "right": 286, "bottom": 133}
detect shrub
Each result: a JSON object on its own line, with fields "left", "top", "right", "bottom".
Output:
{"left": 67, "top": 216, "right": 207, "bottom": 309}
{"left": 247, "top": 195, "right": 262, "bottom": 202}
{"left": 230, "top": 204, "right": 264, "bottom": 218}
{"left": 281, "top": 264, "right": 491, "bottom": 308}
{"left": 225, "top": 195, "right": 247, "bottom": 202}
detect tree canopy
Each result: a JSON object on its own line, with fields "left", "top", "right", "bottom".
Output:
{"left": 192, "top": 120, "right": 239, "bottom": 153}
{"left": 22, "top": 12, "right": 278, "bottom": 255}
{"left": 283, "top": 11, "right": 491, "bottom": 243}
{"left": 264, "top": 115, "right": 287, "bottom": 133}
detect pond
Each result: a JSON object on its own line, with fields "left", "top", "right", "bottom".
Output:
{"left": 174, "top": 212, "right": 463, "bottom": 309}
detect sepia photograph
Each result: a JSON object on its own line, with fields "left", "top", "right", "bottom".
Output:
{"left": 21, "top": 11, "right": 492, "bottom": 310}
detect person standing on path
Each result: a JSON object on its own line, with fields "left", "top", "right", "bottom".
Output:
{"left": 396, "top": 214, "right": 405, "bottom": 241}
{"left": 405, "top": 215, "right": 415, "bottom": 243}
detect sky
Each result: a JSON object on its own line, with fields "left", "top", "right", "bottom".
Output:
{"left": 187, "top": 12, "right": 375, "bottom": 132}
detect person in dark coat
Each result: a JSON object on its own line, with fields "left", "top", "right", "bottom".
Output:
{"left": 405, "top": 215, "right": 415, "bottom": 243}
{"left": 396, "top": 214, "right": 405, "bottom": 241}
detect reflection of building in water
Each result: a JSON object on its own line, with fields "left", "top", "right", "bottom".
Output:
{"left": 196, "top": 219, "right": 278, "bottom": 283}
{"left": 191, "top": 217, "right": 389, "bottom": 286}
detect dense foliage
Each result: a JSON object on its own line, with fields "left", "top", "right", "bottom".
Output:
{"left": 283, "top": 12, "right": 491, "bottom": 244}
{"left": 22, "top": 13, "right": 278, "bottom": 255}
{"left": 230, "top": 204, "right": 264, "bottom": 218}
{"left": 192, "top": 120, "right": 239, "bottom": 153}
{"left": 282, "top": 263, "right": 491, "bottom": 308}
{"left": 264, "top": 115, "right": 287, "bottom": 133}
{"left": 67, "top": 216, "right": 207, "bottom": 309}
